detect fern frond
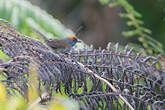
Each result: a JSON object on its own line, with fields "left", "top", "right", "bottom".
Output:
{"left": 0, "top": 19, "right": 164, "bottom": 110}
{"left": 99, "top": 0, "right": 165, "bottom": 54}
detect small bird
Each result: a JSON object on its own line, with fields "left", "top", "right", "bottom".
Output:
{"left": 34, "top": 29, "right": 81, "bottom": 53}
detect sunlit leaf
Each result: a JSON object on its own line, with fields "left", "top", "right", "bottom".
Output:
{"left": 0, "top": 83, "right": 6, "bottom": 102}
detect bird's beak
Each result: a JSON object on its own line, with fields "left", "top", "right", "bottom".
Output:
{"left": 77, "top": 40, "right": 81, "bottom": 43}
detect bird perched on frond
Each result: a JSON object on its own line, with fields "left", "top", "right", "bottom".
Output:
{"left": 33, "top": 28, "right": 81, "bottom": 53}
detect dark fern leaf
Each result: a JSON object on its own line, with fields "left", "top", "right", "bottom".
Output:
{"left": 0, "top": 19, "right": 164, "bottom": 110}
{"left": 68, "top": 44, "right": 165, "bottom": 109}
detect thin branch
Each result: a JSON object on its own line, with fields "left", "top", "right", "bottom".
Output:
{"left": 27, "top": 92, "right": 49, "bottom": 110}
{"left": 47, "top": 60, "right": 135, "bottom": 110}
{"left": 82, "top": 63, "right": 135, "bottom": 110}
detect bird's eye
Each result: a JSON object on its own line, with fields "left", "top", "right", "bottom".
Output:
{"left": 73, "top": 38, "right": 77, "bottom": 42}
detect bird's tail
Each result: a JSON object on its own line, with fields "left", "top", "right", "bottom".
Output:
{"left": 32, "top": 28, "right": 49, "bottom": 42}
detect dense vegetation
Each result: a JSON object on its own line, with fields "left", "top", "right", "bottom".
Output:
{"left": 0, "top": 0, "right": 164, "bottom": 110}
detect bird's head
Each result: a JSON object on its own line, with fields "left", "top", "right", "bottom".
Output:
{"left": 66, "top": 35, "right": 81, "bottom": 46}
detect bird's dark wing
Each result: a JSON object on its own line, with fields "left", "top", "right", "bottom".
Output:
{"left": 47, "top": 38, "right": 70, "bottom": 49}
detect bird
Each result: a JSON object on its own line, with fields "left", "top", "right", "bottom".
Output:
{"left": 33, "top": 29, "right": 81, "bottom": 53}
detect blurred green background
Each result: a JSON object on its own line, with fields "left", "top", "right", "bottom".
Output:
{"left": 128, "top": 0, "right": 165, "bottom": 46}
{"left": 0, "top": 0, "right": 164, "bottom": 51}
{"left": 29, "top": 0, "right": 165, "bottom": 49}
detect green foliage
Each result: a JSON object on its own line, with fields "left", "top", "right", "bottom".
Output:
{"left": 0, "top": 64, "right": 79, "bottom": 110}
{"left": 99, "top": 0, "right": 165, "bottom": 55}
{"left": 0, "top": 82, "right": 79, "bottom": 110}
{"left": 0, "top": 0, "right": 74, "bottom": 39}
